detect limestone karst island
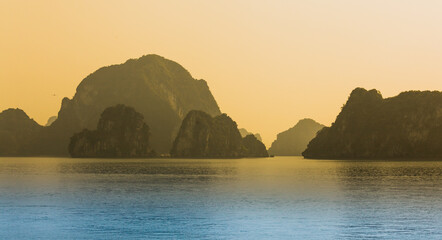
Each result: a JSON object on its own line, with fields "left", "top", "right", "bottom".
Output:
{"left": 0, "top": 54, "right": 441, "bottom": 159}
{"left": 2, "top": 2, "right": 442, "bottom": 239}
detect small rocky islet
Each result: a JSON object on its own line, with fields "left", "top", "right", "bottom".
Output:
{"left": 69, "top": 107, "right": 269, "bottom": 158}
{"left": 170, "top": 110, "right": 268, "bottom": 158}
{"left": 69, "top": 105, "right": 155, "bottom": 158}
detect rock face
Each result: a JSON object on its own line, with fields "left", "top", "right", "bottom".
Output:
{"left": 303, "top": 88, "right": 442, "bottom": 159}
{"left": 238, "top": 128, "right": 263, "bottom": 142}
{"left": 242, "top": 134, "right": 268, "bottom": 157}
{"left": 69, "top": 105, "right": 155, "bottom": 158}
{"left": 171, "top": 110, "right": 268, "bottom": 158}
{"left": 269, "top": 119, "right": 324, "bottom": 156}
{"left": 0, "top": 109, "right": 43, "bottom": 156}
{"left": 16, "top": 54, "right": 220, "bottom": 156}
{"left": 45, "top": 116, "right": 57, "bottom": 126}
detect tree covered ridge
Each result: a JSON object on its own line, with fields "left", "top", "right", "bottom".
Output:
{"left": 303, "top": 88, "right": 442, "bottom": 159}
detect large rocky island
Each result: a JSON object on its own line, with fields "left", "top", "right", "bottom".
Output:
{"left": 171, "top": 110, "right": 268, "bottom": 158}
{"left": 303, "top": 88, "right": 442, "bottom": 159}
{"left": 69, "top": 105, "right": 155, "bottom": 158}
{"left": 268, "top": 118, "right": 324, "bottom": 156}
{"left": 0, "top": 54, "right": 221, "bottom": 156}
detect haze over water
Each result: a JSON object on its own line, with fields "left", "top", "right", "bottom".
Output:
{"left": 0, "top": 157, "right": 440, "bottom": 239}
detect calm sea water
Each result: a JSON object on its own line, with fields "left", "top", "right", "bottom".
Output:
{"left": 0, "top": 157, "right": 441, "bottom": 239}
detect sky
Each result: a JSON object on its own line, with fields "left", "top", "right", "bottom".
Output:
{"left": 1, "top": 0, "right": 441, "bottom": 146}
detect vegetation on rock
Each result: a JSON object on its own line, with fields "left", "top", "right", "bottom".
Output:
{"left": 69, "top": 105, "right": 155, "bottom": 158}
{"left": 242, "top": 134, "right": 269, "bottom": 157}
{"left": 303, "top": 88, "right": 442, "bottom": 159}
{"left": 0, "top": 54, "right": 220, "bottom": 156}
{"left": 171, "top": 110, "right": 268, "bottom": 158}
{"left": 0, "top": 109, "right": 43, "bottom": 156}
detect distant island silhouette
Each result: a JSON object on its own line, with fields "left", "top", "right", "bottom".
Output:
{"left": 269, "top": 119, "right": 324, "bottom": 156}
{"left": 0, "top": 54, "right": 441, "bottom": 159}
{"left": 45, "top": 116, "right": 57, "bottom": 127}
{"left": 239, "top": 128, "right": 263, "bottom": 142}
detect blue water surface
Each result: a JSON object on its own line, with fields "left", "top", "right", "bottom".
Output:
{"left": 0, "top": 157, "right": 441, "bottom": 239}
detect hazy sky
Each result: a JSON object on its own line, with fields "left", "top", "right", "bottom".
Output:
{"left": 1, "top": 0, "right": 441, "bottom": 146}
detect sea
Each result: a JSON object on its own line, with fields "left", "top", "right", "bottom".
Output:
{"left": 0, "top": 157, "right": 441, "bottom": 239}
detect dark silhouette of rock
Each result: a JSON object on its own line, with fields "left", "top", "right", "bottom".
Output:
{"left": 268, "top": 119, "right": 324, "bottom": 156}
{"left": 239, "top": 128, "right": 263, "bottom": 142}
{"left": 303, "top": 88, "right": 442, "bottom": 159}
{"left": 4, "top": 54, "right": 220, "bottom": 156}
{"left": 242, "top": 134, "right": 269, "bottom": 157}
{"left": 69, "top": 105, "right": 155, "bottom": 158}
{"left": 45, "top": 116, "right": 57, "bottom": 126}
{"left": 171, "top": 110, "right": 268, "bottom": 158}
{"left": 0, "top": 109, "right": 43, "bottom": 156}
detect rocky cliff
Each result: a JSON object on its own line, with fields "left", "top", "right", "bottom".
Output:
{"left": 242, "top": 134, "right": 269, "bottom": 157}
{"left": 268, "top": 119, "right": 324, "bottom": 156}
{"left": 239, "top": 128, "right": 263, "bottom": 142}
{"left": 303, "top": 88, "right": 442, "bottom": 159}
{"left": 171, "top": 110, "right": 268, "bottom": 158}
{"left": 12, "top": 54, "right": 220, "bottom": 156}
{"left": 45, "top": 116, "right": 57, "bottom": 126}
{"left": 69, "top": 105, "right": 155, "bottom": 158}
{"left": 0, "top": 109, "right": 43, "bottom": 156}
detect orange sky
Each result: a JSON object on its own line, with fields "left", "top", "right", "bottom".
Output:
{"left": 1, "top": 0, "right": 441, "bottom": 146}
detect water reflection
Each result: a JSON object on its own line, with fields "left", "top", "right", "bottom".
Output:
{"left": 0, "top": 157, "right": 440, "bottom": 239}
{"left": 334, "top": 161, "right": 442, "bottom": 239}
{"left": 56, "top": 159, "right": 238, "bottom": 176}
